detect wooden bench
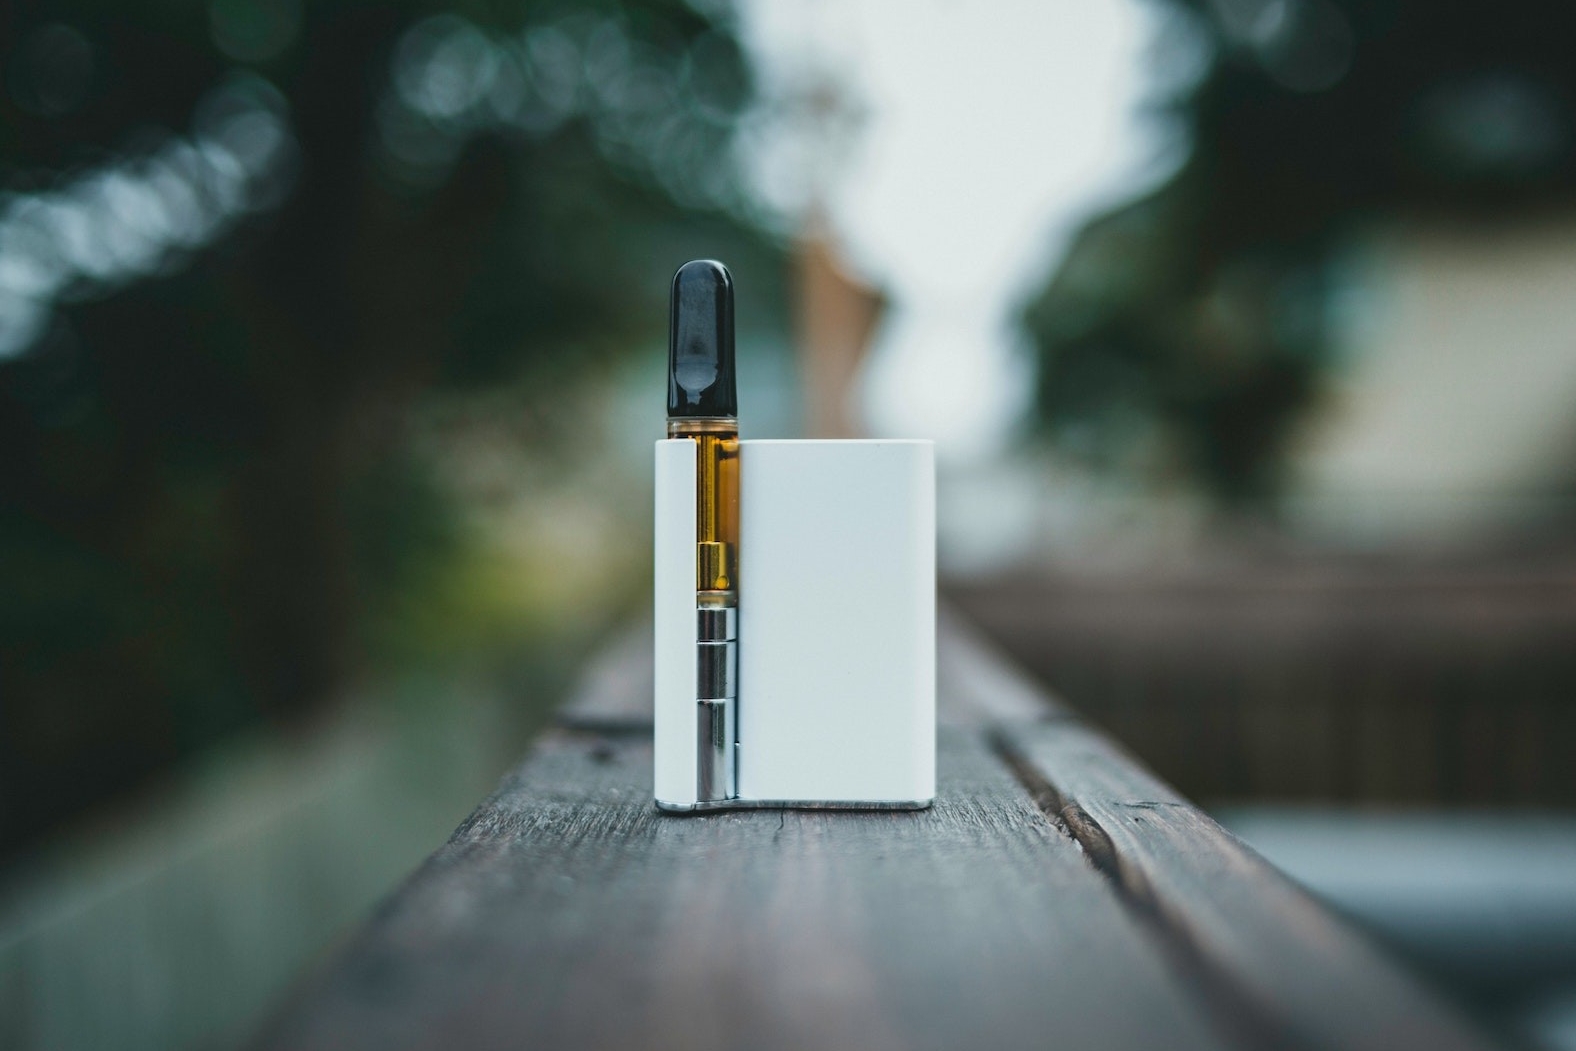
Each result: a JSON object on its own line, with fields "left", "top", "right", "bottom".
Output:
{"left": 252, "top": 615, "right": 1507, "bottom": 1051}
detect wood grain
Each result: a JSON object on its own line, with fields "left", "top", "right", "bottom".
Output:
{"left": 999, "top": 720, "right": 1505, "bottom": 1051}
{"left": 255, "top": 617, "right": 1509, "bottom": 1051}
{"left": 253, "top": 730, "right": 1224, "bottom": 1051}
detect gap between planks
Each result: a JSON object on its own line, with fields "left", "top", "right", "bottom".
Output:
{"left": 559, "top": 612, "right": 1507, "bottom": 1051}
{"left": 992, "top": 722, "right": 1507, "bottom": 1051}
{"left": 992, "top": 729, "right": 1321, "bottom": 1051}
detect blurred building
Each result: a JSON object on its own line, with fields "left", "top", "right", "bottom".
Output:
{"left": 1291, "top": 214, "right": 1576, "bottom": 544}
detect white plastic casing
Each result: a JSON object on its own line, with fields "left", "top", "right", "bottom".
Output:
{"left": 654, "top": 438, "right": 936, "bottom": 810}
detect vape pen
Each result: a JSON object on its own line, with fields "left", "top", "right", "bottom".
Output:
{"left": 668, "top": 260, "right": 740, "bottom": 802}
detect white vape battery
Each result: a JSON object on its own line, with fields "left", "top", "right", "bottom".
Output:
{"left": 654, "top": 438, "right": 936, "bottom": 811}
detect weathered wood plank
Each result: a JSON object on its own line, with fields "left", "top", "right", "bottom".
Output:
{"left": 935, "top": 607, "right": 1065, "bottom": 723}
{"left": 1000, "top": 720, "right": 1505, "bottom": 1051}
{"left": 256, "top": 615, "right": 1510, "bottom": 1051}
{"left": 252, "top": 728, "right": 1226, "bottom": 1051}
{"left": 555, "top": 621, "right": 652, "bottom": 730}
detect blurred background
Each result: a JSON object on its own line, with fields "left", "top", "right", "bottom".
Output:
{"left": 2, "top": 0, "right": 1575, "bottom": 1048}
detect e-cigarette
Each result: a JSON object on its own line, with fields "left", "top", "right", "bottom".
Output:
{"left": 667, "top": 260, "right": 739, "bottom": 802}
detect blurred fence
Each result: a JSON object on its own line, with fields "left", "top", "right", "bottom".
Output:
{"left": 950, "top": 556, "right": 1576, "bottom": 806}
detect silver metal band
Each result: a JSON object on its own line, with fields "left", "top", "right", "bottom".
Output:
{"left": 695, "top": 602, "right": 739, "bottom": 803}
{"left": 696, "top": 640, "right": 737, "bottom": 700}
{"left": 696, "top": 698, "right": 735, "bottom": 801}
{"left": 697, "top": 606, "right": 737, "bottom": 642}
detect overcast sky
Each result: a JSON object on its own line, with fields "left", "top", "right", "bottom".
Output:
{"left": 734, "top": 0, "right": 1179, "bottom": 463}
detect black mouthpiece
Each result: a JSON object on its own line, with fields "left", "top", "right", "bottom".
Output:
{"left": 668, "top": 259, "right": 736, "bottom": 419}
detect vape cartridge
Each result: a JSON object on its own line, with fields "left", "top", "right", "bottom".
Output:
{"left": 667, "top": 259, "right": 739, "bottom": 802}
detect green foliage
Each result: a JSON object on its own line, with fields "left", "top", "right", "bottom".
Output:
{"left": 1025, "top": 0, "right": 1576, "bottom": 503}
{"left": 0, "top": 0, "right": 780, "bottom": 853}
